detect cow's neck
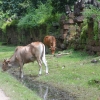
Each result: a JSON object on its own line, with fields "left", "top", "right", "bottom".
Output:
{"left": 53, "top": 42, "right": 56, "bottom": 47}
{"left": 9, "top": 53, "right": 16, "bottom": 64}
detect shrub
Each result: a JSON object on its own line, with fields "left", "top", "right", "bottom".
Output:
{"left": 17, "top": 1, "right": 53, "bottom": 29}
{"left": 80, "top": 19, "right": 88, "bottom": 42}
{"left": 1, "top": 20, "right": 18, "bottom": 33}
{"left": 83, "top": 5, "right": 100, "bottom": 41}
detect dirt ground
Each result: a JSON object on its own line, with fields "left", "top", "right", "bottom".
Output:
{"left": 0, "top": 89, "right": 10, "bottom": 100}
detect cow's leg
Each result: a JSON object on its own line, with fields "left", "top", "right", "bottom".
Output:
{"left": 37, "top": 59, "right": 42, "bottom": 75}
{"left": 15, "top": 56, "right": 24, "bottom": 78}
{"left": 19, "top": 63, "right": 24, "bottom": 78}
{"left": 19, "top": 66, "right": 23, "bottom": 78}
{"left": 42, "top": 57, "right": 48, "bottom": 74}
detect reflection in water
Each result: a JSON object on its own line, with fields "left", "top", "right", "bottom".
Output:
{"left": 22, "top": 76, "right": 76, "bottom": 100}
{"left": 8, "top": 69, "right": 76, "bottom": 100}
{"left": 44, "top": 86, "right": 48, "bottom": 100}
{"left": 39, "top": 84, "right": 48, "bottom": 100}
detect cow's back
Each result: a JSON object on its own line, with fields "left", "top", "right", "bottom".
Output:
{"left": 43, "top": 36, "right": 50, "bottom": 46}
{"left": 15, "top": 45, "right": 33, "bottom": 63}
{"left": 15, "top": 42, "right": 44, "bottom": 63}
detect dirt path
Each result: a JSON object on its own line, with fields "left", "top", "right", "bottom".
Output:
{"left": 0, "top": 89, "right": 10, "bottom": 100}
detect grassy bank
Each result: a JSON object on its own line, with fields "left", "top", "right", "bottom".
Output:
{"left": 0, "top": 69, "right": 42, "bottom": 100}
{"left": 0, "top": 45, "right": 100, "bottom": 100}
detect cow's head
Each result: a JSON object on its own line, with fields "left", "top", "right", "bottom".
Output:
{"left": 2, "top": 59, "right": 12, "bottom": 71}
{"left": 50, "top": 46, "right": 56, "bottom": 55}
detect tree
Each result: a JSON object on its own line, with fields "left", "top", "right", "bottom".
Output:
{"left": 51, "top": 0, "right": 77, "bottom": 14}
{"left": 1, "top": 0, "right": 27, "bottom": 18}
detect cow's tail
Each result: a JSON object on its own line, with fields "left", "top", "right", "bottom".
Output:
{"left": 41, "top": 43, "right": 46, "bottom": 61}
{"left": 41, "top": 43, "right": 48, "bottom": 74}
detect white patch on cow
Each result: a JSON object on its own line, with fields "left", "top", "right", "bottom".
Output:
{"left": 39, "top": 67, "right": 42, "bottom": 75}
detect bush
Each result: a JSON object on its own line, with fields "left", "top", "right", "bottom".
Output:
{"left": 1, "top": 20, "right": 18, "bottom": 33}
{"left": 83, "top": 5, "right": 100, "bottom": 41}
{"left": 80, "top": 19, "right": 88, "bottom": 42}
{"left": 18, "top": 1, "right": 53, "bottom": 29}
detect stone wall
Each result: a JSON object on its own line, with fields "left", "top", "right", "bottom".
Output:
{"left": 58, "top": 0, "right": 100, "bottom": 55}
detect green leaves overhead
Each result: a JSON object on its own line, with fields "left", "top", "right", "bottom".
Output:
{"left": 1, "top": 0, "right": 26, "bottom": 17}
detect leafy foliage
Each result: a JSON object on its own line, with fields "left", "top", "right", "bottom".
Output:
{"left": 1, "top": 20, "right": 18, "bottom": 33}
{"left": 83, "top": 5, "right": 100, "bottom": 40}
{"left": 18, "top": 2, "right": 53, "bottom": 29}
{"left": 83, "top": 5, "right": 100, "bottom": 22}
{"left": 29, "top": 0, "right": 47, "bottom": 8}
{"left": 51, "top": 0, "right": 77, "bottom": 14}
{"left": 80, "top": 19, "right": 88, "bottom": 42}
{"left": 0, "top": 0, "right": 77, "bottom": 31}
{"left": 1, "top": 0, "right": 27, "bottom": 17}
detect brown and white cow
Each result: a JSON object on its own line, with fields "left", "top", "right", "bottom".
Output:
{"left": 43, "top": 35, "right": 56, "bottom": 55}
{"left": 2, "top": 42, "right": 48, "bottom": 78}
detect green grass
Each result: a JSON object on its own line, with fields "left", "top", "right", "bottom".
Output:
{"left": 0, "top": 45, "right": 100, "bottom": 100}
{"left": 0, "top": 69, "right": 41, "bottom": 100}
{"left": 0, "top": 45, "right": 15, "bottom": 60}
{"left": 24, "top": 50, "right": 100, "bottom": 100}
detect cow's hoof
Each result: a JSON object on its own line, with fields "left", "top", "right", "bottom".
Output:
{"left": 38, "top": 74, "right": 42, "bottom": 77}
{"left": 46, "top": 73, "right": 49, "bottom": 75}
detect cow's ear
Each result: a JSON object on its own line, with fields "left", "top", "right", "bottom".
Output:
{"left": 4, "top": 59, "right": 9, "bottom": 63}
